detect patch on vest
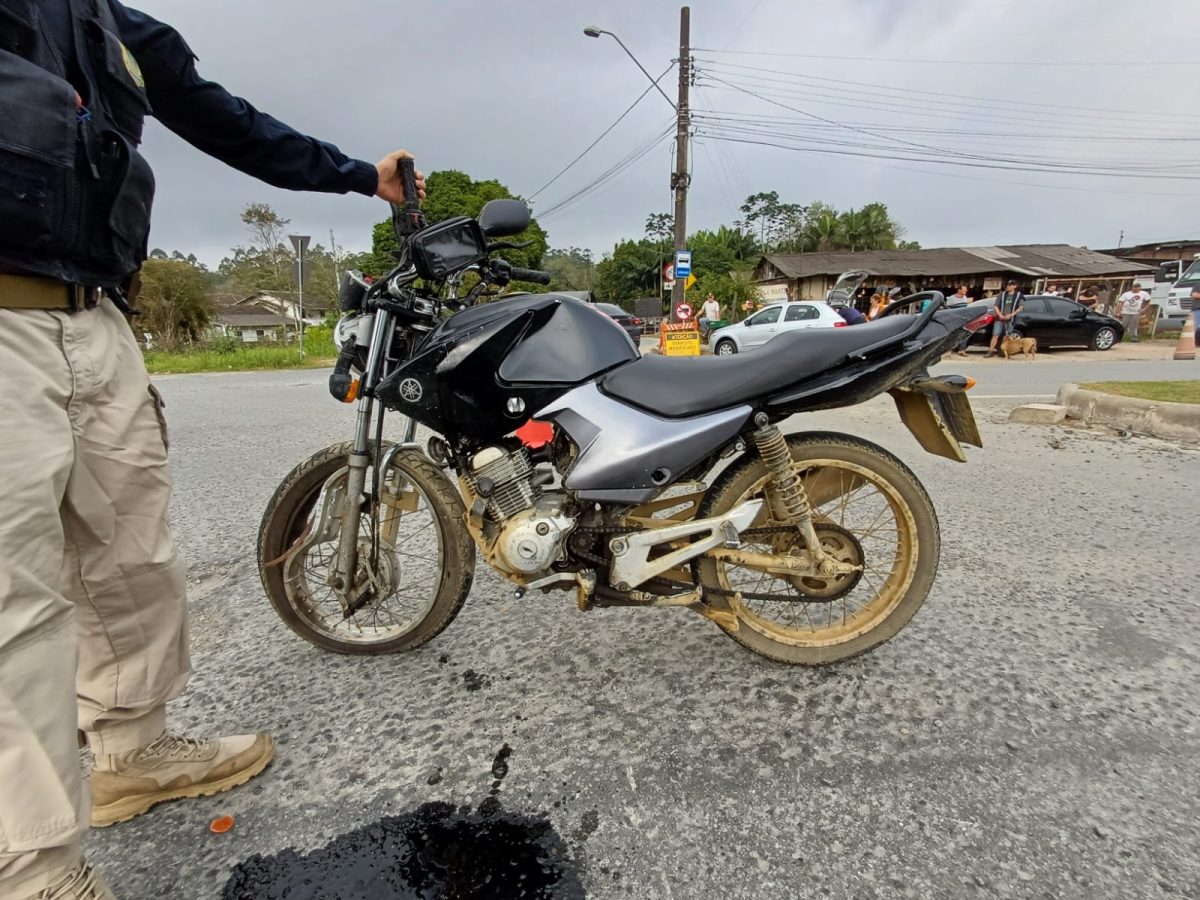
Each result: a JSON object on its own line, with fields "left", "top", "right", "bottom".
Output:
{"left": 120, "top": 43, "right": 144, "bottom": 88}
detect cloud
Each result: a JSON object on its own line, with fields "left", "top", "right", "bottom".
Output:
{"left": 136, "top": 0, "right": 1200, "bottom": 267}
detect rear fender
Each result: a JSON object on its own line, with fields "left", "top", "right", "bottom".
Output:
{"left": 889, "top": 378, "right": 983, "bottom": 463}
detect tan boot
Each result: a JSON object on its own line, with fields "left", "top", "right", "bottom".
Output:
{"left": 90, "top": 731, "right": 274, "bottom": 827}
{"left": 27, "top": 860, "right": 115, "bottom": 900}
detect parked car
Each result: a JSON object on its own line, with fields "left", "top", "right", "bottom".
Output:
{"left": 593, "top": 302, "right": 644, "bottom": 344}
{"left": 710, "top": 301, "right": 844, "bottom": 356}
{"left": 967, "top": 295, "right": 1124, "bottom": 351}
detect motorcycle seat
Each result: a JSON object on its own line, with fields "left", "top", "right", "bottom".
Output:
{"left": 599, "top": 316, "right": 915, "bottom": 418}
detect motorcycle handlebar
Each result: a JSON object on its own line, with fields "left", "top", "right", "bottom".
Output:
{"left": 390, "top": 157, "right": 425, "bottom": 237}
{"left": 509, "top": 267, "right": 551, "bottom": 285}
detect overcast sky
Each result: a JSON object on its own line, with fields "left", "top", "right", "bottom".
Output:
{"left": 136, "top": 0, "right": 1200, "bottom": 267}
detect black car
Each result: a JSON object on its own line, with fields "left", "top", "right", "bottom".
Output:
{"left": 968, "top": 295, "right": 1124, "bottom": 351}
{"left": 594, "top": 302, "right": 645, "bottom": 345}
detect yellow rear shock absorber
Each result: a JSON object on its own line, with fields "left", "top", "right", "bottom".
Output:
{"left": 751, "top": 413, "right": 833, "bottom": 568}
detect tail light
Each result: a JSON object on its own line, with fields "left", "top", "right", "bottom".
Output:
{"left": 833, "top": 320, "right": 847, "bottom": 327}
{"left": 630, "top": 317, "right": 642, "bottom": 325}
{"left": 964, "top": 313, "right": 994, "bottom": 333}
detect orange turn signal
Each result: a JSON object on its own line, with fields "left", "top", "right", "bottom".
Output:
{"left": 344, "top": 379, "right": 360, "bottom": 403}
{"left": 963, "top": 377, "right": 976, "bottom": 391}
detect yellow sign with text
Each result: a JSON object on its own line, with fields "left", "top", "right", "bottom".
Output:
{"left": 663, "top": 328, "right": 701, "bottom": 356}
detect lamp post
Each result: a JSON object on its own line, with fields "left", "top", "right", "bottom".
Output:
{"left": 585, "top": 10, "right": 690, "bottom": 321}
{"left": 288, "top": 234, "right": 310, "bottom": 358}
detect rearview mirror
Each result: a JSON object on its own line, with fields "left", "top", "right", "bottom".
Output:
{"left": 478, "top": 199, "right": 531, "bottom": 238}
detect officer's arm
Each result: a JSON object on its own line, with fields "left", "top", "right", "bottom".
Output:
{"left": 108, "top": 2, "right": 378, "bottom": 197}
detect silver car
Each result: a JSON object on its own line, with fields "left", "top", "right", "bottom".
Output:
{"left": 709, "top": 301, "right": 844, "bottom": 356}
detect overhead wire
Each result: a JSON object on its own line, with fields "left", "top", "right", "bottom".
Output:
{"left": 536, "top": 119, "right": 676, "bottom": 221}
{"left": 528, "top": 63, "right": 676, "bottom": 201}
{"left": 695, "top": 72, "right": 1200, "bottom": 177}
{"left": 691, "top": 48, "right": 1200, "bottom": 67}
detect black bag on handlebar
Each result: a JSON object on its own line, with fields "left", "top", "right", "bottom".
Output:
{"left": 409, "top": 216, "right": 487, "bottom": 281}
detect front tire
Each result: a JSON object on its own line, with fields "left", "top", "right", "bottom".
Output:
{"left": 258, "top": 442, "right": 474, "bottom": 654}
{"left": 694, "top": 433, "right": 940, "bottom": 665}
{"left": 715, "top": 338, "right": 738, "bottom": 356}
{"left": 1091, "top": 326, "right": 1117, "bottom": 351}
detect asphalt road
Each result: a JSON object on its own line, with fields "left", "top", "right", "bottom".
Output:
{"left": 87, "top": 365, "right": 1199, "bottom": 899}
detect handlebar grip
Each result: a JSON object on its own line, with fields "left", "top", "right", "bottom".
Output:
{"left": 391, "top": 157, "right": 425, "bottom": 236}
{"left": 509, "top": 267, "right": 552, "bottom": 285}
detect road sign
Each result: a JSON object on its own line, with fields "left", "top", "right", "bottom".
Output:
{"left": 660, "top": 321, "right": 701, "bottom": 356}
{"left": 675, "top": 302, "right": 693, "bottom": 320}
{"left": 674, "top": 250, "right": 692, "bottom": 279}
{"left": 662, "top": 262, "right": 675, "bottom": 289}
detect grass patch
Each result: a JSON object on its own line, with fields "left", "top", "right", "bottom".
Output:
{"left": 144, "top": 346, "right": 335, "bottom": 374}
{"left": 1081, "top": 380, "right": 1200, "bottom": 404}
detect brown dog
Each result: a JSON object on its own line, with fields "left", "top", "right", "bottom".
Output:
{"left": 1000, "top": 335, "right": 1038, "bottom": 360}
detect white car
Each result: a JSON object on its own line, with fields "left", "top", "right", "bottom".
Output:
{"left": 709, "top": 301, "right": 845, "bottom": 356}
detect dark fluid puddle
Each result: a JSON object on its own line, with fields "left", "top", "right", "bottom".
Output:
{"left": 224, "top": 744, "right": 586, "bottom": 899}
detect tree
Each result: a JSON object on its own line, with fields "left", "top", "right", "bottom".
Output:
{"left": 739, "top": 192, "right": 804, "bottom": 253}
{"left": 367, "top": 170, "right": 549, "bottom": 290}
{"left": 543, "top": 247, "right": 596, "bottom": 292}
{"left": 594, "top": 239, "right": 661, "bottom": 305}
{"left": 137, "top": 258, "right": 212, "bottom": 349}
{"left": 691, "top": 269, "right": 759, "bottom": 319}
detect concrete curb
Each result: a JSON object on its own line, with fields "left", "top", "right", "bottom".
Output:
{"left": 1054, "top": 382, "right": 1200, "bottom": 443}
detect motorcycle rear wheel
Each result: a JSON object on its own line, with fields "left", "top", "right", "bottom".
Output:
{"left": 258, "top": 442, "right": 474, "bottom": 654}
{"left": 694, "top": 432, "right": 940, "bottom": 665}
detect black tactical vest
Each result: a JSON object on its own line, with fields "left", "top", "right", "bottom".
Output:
{"left": 0, "top": 0, "right": 154, "bottom": 287}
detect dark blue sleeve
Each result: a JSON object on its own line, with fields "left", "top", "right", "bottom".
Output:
{"left": 107, "top": 1, "right": 378, "bottom": 197}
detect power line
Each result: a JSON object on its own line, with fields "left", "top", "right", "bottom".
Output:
{"left": 696, "top": 127, "right": 1200, "bottom": 181}
{"left": 529, "top": 63, "right": 675, "bottom": 201}
{"left": 695, "top": 59, "right": 1200, "bottom": 125}
{"left": 536, "top": 121, "right": 675, "bottom": 220}
{"left": 697, "top": 74, "right": 1200, "bottom": 175}
{"left": 700, "top": 67, "right": 1200, "bottom": 133}
{"left": 692, "top": 47, "right": 1200, "bottom": 67}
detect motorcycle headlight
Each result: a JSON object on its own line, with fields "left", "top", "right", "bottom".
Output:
{"left": 334, "top": 314, "right": 360, "bottom": 349}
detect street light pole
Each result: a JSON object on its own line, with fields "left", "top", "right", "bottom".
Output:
{"left": 288, "top": 234, "right": 310, "bottom": 359}
{"left": 584, "top": 11, "right": 690, "bottom": 322}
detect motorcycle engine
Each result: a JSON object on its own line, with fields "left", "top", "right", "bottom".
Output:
{"left": 468, "top": 447, "right": 575, "bottom": 577}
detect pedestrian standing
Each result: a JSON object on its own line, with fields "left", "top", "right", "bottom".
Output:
{"left": 0, "top": 3, "right": 424, "bottom": 898}
{"left": 698, "top": 292, "right": 721, "bottom": 338}
{"left": 986, "top": 279, "right": 1025, "bottom": 357}
{"left": 1080, "top": 286, "right": 1098, "bottom": 309}
{"left": 948, "top": 286, "right": 973, "bottom": 356}
{"left": 1118, "top": 282, "right": 1149, "bottom": 341}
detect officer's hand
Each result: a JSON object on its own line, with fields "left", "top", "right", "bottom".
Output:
{"left": 374, "top": 150, "right": 427, "bottom": 204}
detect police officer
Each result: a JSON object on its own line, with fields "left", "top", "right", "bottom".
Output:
{"left": 0, "top": 2, "right": 424, "bottom": 897}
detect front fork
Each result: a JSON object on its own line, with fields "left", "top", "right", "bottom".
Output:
{"left": 329, "top": 310, "right": 419, "bottom": 605}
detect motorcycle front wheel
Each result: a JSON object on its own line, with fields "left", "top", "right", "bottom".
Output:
{"left": 694, "top": 432, "right": 940, "bottom": 665}
{"left": 258, "top": 442, "right": 474, "bottom": 654}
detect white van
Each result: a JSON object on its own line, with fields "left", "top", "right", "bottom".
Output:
{"left": 1148, "top": 254, "right": 1199, "bottom": 325}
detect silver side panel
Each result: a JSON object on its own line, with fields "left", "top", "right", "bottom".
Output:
{"left": 537, "top": 383, "right": 751, "bottom": 504}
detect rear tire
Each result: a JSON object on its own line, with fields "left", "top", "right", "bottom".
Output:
{"left": 715, "top": 338, "right": 738, "bottom": 356}
{"left": 694, "top": 433, "right": 940, "bottom": 666}
{"left": 258, "top": 442, "right": 474, "bottom": 654}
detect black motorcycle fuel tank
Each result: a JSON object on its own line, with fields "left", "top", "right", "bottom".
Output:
{"left": 376, "top": 293, "right": 639, "bottom": 444}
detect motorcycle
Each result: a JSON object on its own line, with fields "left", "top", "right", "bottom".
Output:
{"left": 258, "top": 163, "right": 992, "bottom": 665}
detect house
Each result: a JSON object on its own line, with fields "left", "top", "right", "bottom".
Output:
{"left": 1096, "top": 239, "right": 1200, "bottom": 267}
{"left": 754, "top": 244, "right": 1153, "bottom": 304}
{"left": 208, "top": 292, "right": 329, "bottom": 343}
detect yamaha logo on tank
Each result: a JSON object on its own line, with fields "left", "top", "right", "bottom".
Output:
{"left": 398, "top": 378, "right": 423, "bottom": 402}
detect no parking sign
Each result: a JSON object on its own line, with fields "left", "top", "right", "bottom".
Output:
{"left": 675, "top": 302, "right": 693, "bottom": 320}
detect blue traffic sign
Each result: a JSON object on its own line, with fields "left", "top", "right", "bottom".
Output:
{"left": 674, "top": 250, "right": 692, "bottom": 279}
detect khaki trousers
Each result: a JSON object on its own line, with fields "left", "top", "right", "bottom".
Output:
{"left": 0, "top": 298, "right": 190, "bottom": 897}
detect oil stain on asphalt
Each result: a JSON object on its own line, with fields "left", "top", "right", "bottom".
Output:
{"left": 222, "top": 745, "right": 587, "bottom": 899}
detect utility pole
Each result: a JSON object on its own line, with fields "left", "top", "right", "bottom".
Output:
{"left": 670, "top": 6, "right": 690, "bottom": 322}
